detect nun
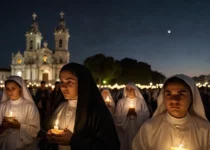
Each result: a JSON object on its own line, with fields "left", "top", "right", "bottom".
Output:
{"left": 46, "top": 63, "right": 120, "bottom": 150}
{"left": 0, "top": 76, "right": 40, "bottom": 149}
{"left": 114, "top": 83, "right": 150, "bottom": 150}
{"left": 101, "top": 88, "right": 115, "bottom": 115}
{"left": 133, "top": 74, "right": 210, "bottom": 150}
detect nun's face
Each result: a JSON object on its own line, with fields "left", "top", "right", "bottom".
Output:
{"left": 126, "top": 86, "right": 136, "bottom": 98}
{"left": 60, "top": 70, "right": 78, "bottom": 100}
{"left": 5, "top": 81, "right": 21, "bottom": 100}
{"left": 164, "top": 82, "right": 192, "bottom": 118}
{"left": 101, "top": 90, "right": 109, "bottom": 99}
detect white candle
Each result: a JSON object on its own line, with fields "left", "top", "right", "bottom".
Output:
{"left": 170, "top": 144, "right": 189, "bottom": 150}
{"left": 54, "top": 119, "right": 59, "bottom": 130}
{"left": 129, "top": 101, "right": 135, "bottom": 109}
{"left": 9, "top": 111, "right": 13, "bottom": 117}
{"left": 106, "top": 96, "right": 111, "bottom": 103}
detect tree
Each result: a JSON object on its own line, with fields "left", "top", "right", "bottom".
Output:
{"left": 84, "top": 54, "right": 166, "bottom": 85}
{"left": 84, "top": 54, "right": 121, "bottom": 87}
{"left": 116, "top": 58, "right": 152, "bottom": 84}
{"left": 151, "top": 71, "right": 166, "bottom": 84}
{"left": 192, "top": 75, "right": 207, "bottom": 83}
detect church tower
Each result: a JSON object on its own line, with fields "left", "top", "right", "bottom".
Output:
{"left": 25, "top": 13, "right": 42, "bottom": 51}
{"left": 54, "top": 11, "right": 70, "bottom": 63}
{"left": 54, "top": 11, "right": 70, "bottom": 51}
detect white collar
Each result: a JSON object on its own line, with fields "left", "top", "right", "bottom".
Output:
{"left": 68, "top": 99, "right": 78, "bottom": 108}
{"left": 166, "top": 112, "right": 190, "bottom": 126}
{"left": 10, "top": 97, "right": 23, "bottom": 105}
{"left": 127, "top": 97, "right": 137, "bottom": 100}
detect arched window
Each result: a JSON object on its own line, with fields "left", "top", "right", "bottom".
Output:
{"left": 43, "top": 55, "right": 48, "bottom": 62}
{"left": 30, "top": 38, "right": 33, "bottom": 50}
{"left": 59, "top": 39, "right": 62, "bottom": 48}
{"left": 37, "top": 43, "right": 40, "bottom": 49}
{"left": 17, "top": 59, "right": 22, "bottom": 64}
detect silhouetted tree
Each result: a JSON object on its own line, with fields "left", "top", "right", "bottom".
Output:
{"left": 84, "top": 54, "right": 122, "bottom": 86}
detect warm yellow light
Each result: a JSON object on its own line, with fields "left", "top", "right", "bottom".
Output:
{"left": 17, "top": 59, "right": 22, "bottom": 64}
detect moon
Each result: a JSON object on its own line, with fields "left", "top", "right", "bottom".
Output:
{"left": 167, "top": 30, "right": 171, "bottom": 34}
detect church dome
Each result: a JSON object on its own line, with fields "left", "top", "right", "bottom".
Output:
{"left": 15, "top": 51, "right": 23, "bottom": 57}
{"left": 55, "top": 11, "right": 68, "bottom": 33}
{"left": 28, "top": 21, "right": 40, "bottom": 34}
{"left": 27, "top": 13, "right": 41, "bottom": 34}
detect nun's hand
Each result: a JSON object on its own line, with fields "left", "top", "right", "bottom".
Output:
{"left": 8, "top": 119, "right": 21, "bottom": 129}
{"left": 2, "top": 117, "right": 10, "bottom": 128}
{"left": 51, "top": 128, "right": 73, "bottom": 146}
{"left": 46, "top": 130, "right": 57, "bottom": 143}
{"left": 127, "top": 108, "right": 137, "bottom": 117}
{"left": 106, "top": 103, "right": 111, "bottom": 108}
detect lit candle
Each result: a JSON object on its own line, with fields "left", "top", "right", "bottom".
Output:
{"left": 54, "top": 119, "right": 59, "bottom": 130}
{"left": 9, "top": 111, "right": 13, "bottom": 117}
{"left": 51, "top": 119, "right": 63, "bottom": 134}
{"left": 170, "top": 144, "right": 189, "bottom": 150}
{"left": 5, "top": 110, "right": 15, "bottom": 122}
{"left": 129, "top": 101, "right": 135, "bottom": 109}
{"left": 106, "top": 96, "right": 111, "bottom": 104}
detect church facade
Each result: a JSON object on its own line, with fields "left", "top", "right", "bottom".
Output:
{"left": 11, "top": 12, "right": 70, "bottom": 84}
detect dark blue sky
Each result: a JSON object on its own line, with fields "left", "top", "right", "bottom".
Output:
{"left": 1, "top": 0, "right": 210, "bottom": 77}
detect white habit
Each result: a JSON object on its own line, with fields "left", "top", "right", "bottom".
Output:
{"left": 102, "top": 89, "right": 115, "bottom": 115}
{"left": 114, "top": 83, "right": 150, "bottom": 150}
{"left": 52, "top": 100, "right": 77, "bottom": 150}
{"left": 132, "top": 74, "right": 210, "bottom": 150}
{"left": 0, "top": 76, "right": 40, "bottom": 150}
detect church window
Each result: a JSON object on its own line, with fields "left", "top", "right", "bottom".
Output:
{"left": 17, "top": 59, "right": 22, "bottom": 64}
{"left": 59, "top": 39, "right": 63, "bottom": 48}
{"left": 30, "top": 38, "right": 33, "bottom": 50}
{"left": 17, "top": 71, "right": 22, "bottom": 77}
{"left": 37, "top": 43, "right": 40, "bottom": 49}
{"left": 43, "top": 55, "right": 48, "bottom": 62}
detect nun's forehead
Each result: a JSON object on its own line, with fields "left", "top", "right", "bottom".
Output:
{"left": 125, "top": 85, "right": 135, "bottom": 89}
{"left": 164, "top": 77, "right": 190, "bottom": 89}
{"left": 102, "top": 89, "right": 109, "bottom": 92}
{"left": 5, "top": 80, "right": 21, "bottom": 87}
{"left": 163, "top": 79, "right": 192, "bottom": 95}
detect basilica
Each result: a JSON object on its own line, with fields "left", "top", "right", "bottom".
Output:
{"left": 11, "top": 12, "right": 70, "bottom": 84}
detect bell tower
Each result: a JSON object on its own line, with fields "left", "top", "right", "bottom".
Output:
{"left": 54, "top": 11, "right": 70, "bottom": 64}
{"left": 25, "top": 13, "right": 42, "bottom": 51}
{"left": 54, "top": 11, "right": 70, "bottom": 51}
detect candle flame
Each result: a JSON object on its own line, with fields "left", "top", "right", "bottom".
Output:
{"left": 179, "top": 144, "right": 182, "bottom": 149}
{"left": 55, "top": 119, "right": 59, "bottom": 126}
{"left": 106, "top": 96, "right": 110, "bottom": 102}
{"left": 9, "top": 111, "right": 13, "bottom": 117}
{"left": 129, "top": 101, "right": 135, "bottom": 108}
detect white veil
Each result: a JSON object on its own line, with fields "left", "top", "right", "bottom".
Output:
{"left": 1, "top": 76, "right": 34, "bottom": 104}
{"left": 124, "top": 82, "right": 144, "bottom": 100}
{"left": 153, "top": 74, "right": 207, "bottom": 121}
{"left": 101, "top": 88, "right": 115, "bottom": 107}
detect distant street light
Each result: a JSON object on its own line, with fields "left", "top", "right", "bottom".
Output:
{"left": 103, "top": 80, "right": 107, "bottom": 84}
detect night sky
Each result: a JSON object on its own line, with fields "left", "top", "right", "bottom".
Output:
{"left": 1, "top": 0, "right": 210, "bottom": 77}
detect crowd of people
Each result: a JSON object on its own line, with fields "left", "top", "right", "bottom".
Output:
{"left": 0, "top": 62, "right": 210, "bottom": 149}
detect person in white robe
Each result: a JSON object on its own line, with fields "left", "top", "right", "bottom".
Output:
{"left": 114, "top": 83, "right": 150, "bottom": 150}
{"left": 0, "top": 76, "right": 40, "bottom": 150}
{"left": 101, "top": 88, "right": 115, "bottom": 115}
{"left": 132, "top": 74, "right": 210, "bottom": 150}
{"left": 50, "top": 98, "right": 77, "bottom": 150}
